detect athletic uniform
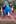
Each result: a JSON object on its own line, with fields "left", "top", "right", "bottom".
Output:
{"left": 4, "top": 5, "right": 12, "bottom": 15}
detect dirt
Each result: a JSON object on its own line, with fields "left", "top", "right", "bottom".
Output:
{"left": 0, "top": 9, "right": 16, "bottom": 24}
{"left": 0, "top": 14, "right": 16, "bottom": 24}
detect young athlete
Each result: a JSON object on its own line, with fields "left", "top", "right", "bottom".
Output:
{"left": 4, "top": 5, "right": 12, "bottom": 16}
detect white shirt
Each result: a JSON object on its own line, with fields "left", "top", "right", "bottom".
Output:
{"left": 12, "top": 6, "right": 13, "bottom": 11}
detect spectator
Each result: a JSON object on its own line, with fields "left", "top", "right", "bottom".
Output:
{"left": 9, "top": 3, "right": 13, "bottom": 13}
{"left": 2, "top": 4, "right": 6, "bottom": 16}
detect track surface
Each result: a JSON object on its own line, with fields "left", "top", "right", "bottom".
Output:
{"left": 0, "top": 13, "right": 16, "bottom": 23}
{"left": 0, "top": 13, "right": 16, "bottom": 19}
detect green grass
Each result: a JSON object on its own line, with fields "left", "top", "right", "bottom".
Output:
{"left": 14, "top": 9, "right": 16, "bottom": 13}
{"left": 0, "top": 0, "right": 2, "bottom": 3}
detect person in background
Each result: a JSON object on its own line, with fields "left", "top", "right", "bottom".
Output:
{"left": 9, "top": 3, "right": 14, "bottom": 13}
{"left": 2, "top": 4, "right": 6, "bottom": 16}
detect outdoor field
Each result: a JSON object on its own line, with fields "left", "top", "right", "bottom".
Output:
{"left": 0, "top": 10, "right": 16, "bottom": 24}
{"left": 0, "top": 4, "right": 16, "bottom": 24}
{"left": 0, "top": 0, "right": 16, "bottom": 24}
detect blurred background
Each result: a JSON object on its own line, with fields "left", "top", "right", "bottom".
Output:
{"left": 0, "top": 0, "right": 16, "bottom": 24}
{"left": 0, "top": 0, "right": 16, "bottom": 15}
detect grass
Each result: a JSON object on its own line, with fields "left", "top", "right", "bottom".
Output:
{"left": 14, "top": 9, "right": 16, "bottom": 13}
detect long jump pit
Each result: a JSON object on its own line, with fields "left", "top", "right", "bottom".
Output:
{"left": 0, "top": 15, "right": 16, "bottom": 24}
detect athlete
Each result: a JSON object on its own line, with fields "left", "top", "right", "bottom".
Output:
{"left": 4, "top": 5, "right": 12, "bottom": 16}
